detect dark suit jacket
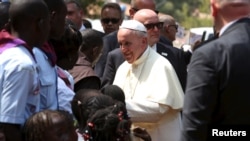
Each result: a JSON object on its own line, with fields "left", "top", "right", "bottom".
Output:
{"left": 181, "top": 18, "right": 250, "bottom": 141}
{"left": 160, "top": 35, "right": 192, "bottom": 65}
{"left": 94, "top": 31, "right": 119, "bottom": 80}
{"left": 101, "top": 48, "right": 125, "bottom": 89}
{"left": 157, "top": 42, "right": 187, "bottom": 91}
{"left": 159, "top": 35, "right": 173, "bottom": 46}
{"left": 101, "top": 42, "right": 187, "bottom": 91}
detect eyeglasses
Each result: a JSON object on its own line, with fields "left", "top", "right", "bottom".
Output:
{"left": 168, "top": 24, "right": 178, "bottom": 30}
{"left": 144, "top": 22, "right": 163, "bottom": 30}
{"left": 101, "top": 18, "right": 120, "bottom": 24}
{"left": 131, "top": 7, "right": 159, "bottom": 14}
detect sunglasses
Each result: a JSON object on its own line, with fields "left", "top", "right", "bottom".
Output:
{"left": 144, "top": 22, "right": 163, "bottom": 30}
{"left": 168, "top": 24, "right": 178, "bottom": 30}
{"left": 131, "top": 7, "right": 159, "bottom": 14}
{"left": 101, "top": 18, "right": 120, "bottom": 24}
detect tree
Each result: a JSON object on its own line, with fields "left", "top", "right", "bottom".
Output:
{"left": 78, "top": 0, "right": 104, "bottom": 18}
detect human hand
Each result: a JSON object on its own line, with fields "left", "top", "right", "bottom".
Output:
{"left": 132, "top": 127, "right": 151, "bottom": 141}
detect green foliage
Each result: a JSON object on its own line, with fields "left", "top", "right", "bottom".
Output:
{"left": 81, "top": 0, "right": 212, "bottom": 28}
{"left": 158, "top": 0, "right": 212, "bottom": 29}
{"left": 78, "top": 0, "right": 104, "bottom": 18}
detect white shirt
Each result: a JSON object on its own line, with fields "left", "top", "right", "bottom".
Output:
{"left": 79, "top": 24, "right": 86, "bottom": 32}
{"left": 219, "top": 19, "right": 238, "bottom": 36}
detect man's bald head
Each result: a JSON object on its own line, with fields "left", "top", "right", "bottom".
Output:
{"left": 159, "top": 14, "right": 177, "bottom": 42}
{"left": 9, "top": 0, "right": 49, "bottom": 31}
{"left": 159, "top": 15, "right": 175, "bottom": 25}
{"left": 133, "top": 9, "right": 158, "bottom": 24}
{"left": 211, "top": 0, "right": 250, "bottom": 32}
{"left": 9, "top": 0, "right": 50, "bottom": 47}
{"left": 133, "top": 9, "right": 161, "bottom": 46}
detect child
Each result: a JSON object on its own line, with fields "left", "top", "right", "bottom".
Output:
{"left": 72, "top": 88, "right": 151, "bottom": 141}
{"left": 23, "top": 110, "right": 77, "bottom": 141}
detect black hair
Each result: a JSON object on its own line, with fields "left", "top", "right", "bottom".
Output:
{"left": 23, "top": 110, "right": 75, "bottom": 141}
{"left": 64, "top": 0, "right": 82, "bottom": 9}
{"left": 83, "top": 101, "right": 131, "bottom": 141}
{"left": 9, "top": 0, "right": 49, "bottom": 31}
{"left": 0, "top": 1, "right": 10, "bottom": 30}
{"left": 102, "top": 85, "right": 125, "bottom": 105}
{"left": 101, "top": 2, "right": 123, "bottom": 19}
{"left": 79, "top": 29, "right": 104, "bottom": 52}
{"left": 71, "top": 89, "right": 102, "bottom": 130}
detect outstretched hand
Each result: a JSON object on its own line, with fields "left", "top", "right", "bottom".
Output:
{"left": 133, "top": 127, "right": 151, "bottom": 141}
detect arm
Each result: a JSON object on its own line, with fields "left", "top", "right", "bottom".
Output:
{"left": 101, "top": 51, "right": 117, "bottom": 89}
{"left": 133, "top": 127, "right": 151, "bottom": 141}
{"left": 126, "top": 99, "right": 170, "bottom": 122}
{"left": 57, "top": 77, "right": 75, "bottom": 114}
{"left": 181, "top": 49, "right": 218, "bottom": 141}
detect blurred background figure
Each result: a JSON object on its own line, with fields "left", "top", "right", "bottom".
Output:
{"left": 64, "top": 0, "right": 86, "bottom": 31}
{"left": 82, "top": 18, "right": 92, "bottom": 29}
{"left": 69, "top": 29, "right": 104, "bottom": 92}
{"left": 51, "top": 19, "right": 82, "bottom": 114}
{"left": 159, "top": 14, "right": 178, "bottom": 46}
{"left": 100, "top": 2, "right": 123, "bottom": 34}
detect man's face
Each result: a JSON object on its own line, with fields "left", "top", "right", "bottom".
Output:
{"left": 65, "top": 3, "right": 83, "bottom": 30}
{"left": 118, "top": 29, "right": 146, "bottom": 64}
{"left": 143, "top": 16, "right": 161, "bottom": 46}
{"left": 101, "top": 7, "right": 122, "bottom": 34}
{"left": 51, "top": 5, "right": 67, "bottom": 40}
{"left": 166, "top": 21, "right": 178, "bottom": 41}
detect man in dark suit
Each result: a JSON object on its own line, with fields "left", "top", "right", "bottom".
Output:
{"left": 101, "top": 48, "right": 123, "bottom": 88}
{"left": 94, "top": 0, "right": 157, "bottom": 81}
{"left": 181, "top": 0, "right": 250, "bottom": 141}
{"left": 133, "top": 9, "right": 186, "bottom": 91}
{"left": 159, "top": 14, "right": 192, "bottom": 66}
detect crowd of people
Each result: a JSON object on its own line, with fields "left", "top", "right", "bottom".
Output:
{"left": 1, "top": 0, "right": 250, "bottom": 141}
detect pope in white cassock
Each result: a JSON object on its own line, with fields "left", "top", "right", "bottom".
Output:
{"left": 113, "top": 20, "right": 184, "bottom": 141}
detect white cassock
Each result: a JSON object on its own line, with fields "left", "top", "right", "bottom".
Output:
{"left": 113, "top": 47, "right": 184, "bottom": 141}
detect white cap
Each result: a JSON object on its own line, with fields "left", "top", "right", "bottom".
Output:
{"left": 120, "top": 20, "right": 147, "bottom": 32}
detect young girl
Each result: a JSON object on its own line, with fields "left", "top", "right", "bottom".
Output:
{"left": 23, "top": 110, "right": 77, "bottom": 141}
{"left": 72, "top": 88, "right": 151, "bottom": 141}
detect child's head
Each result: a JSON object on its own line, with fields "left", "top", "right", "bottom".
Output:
{"left": 83, "top": 101, "right": 131, "bottom": 141}
{"left": 23, "top": 110, "right": 77, "bottom": 141}
{"left": 102, "top": 85, "right": 125, "bottom": 104}
{"left": 71, "top": 89, "right": 103, "bottom": 129}
{"left": 71, "top": 89, "right": 132, "bottom": 141}
{"left": 79, "top": 29, "right": 104, "bottom": 66}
